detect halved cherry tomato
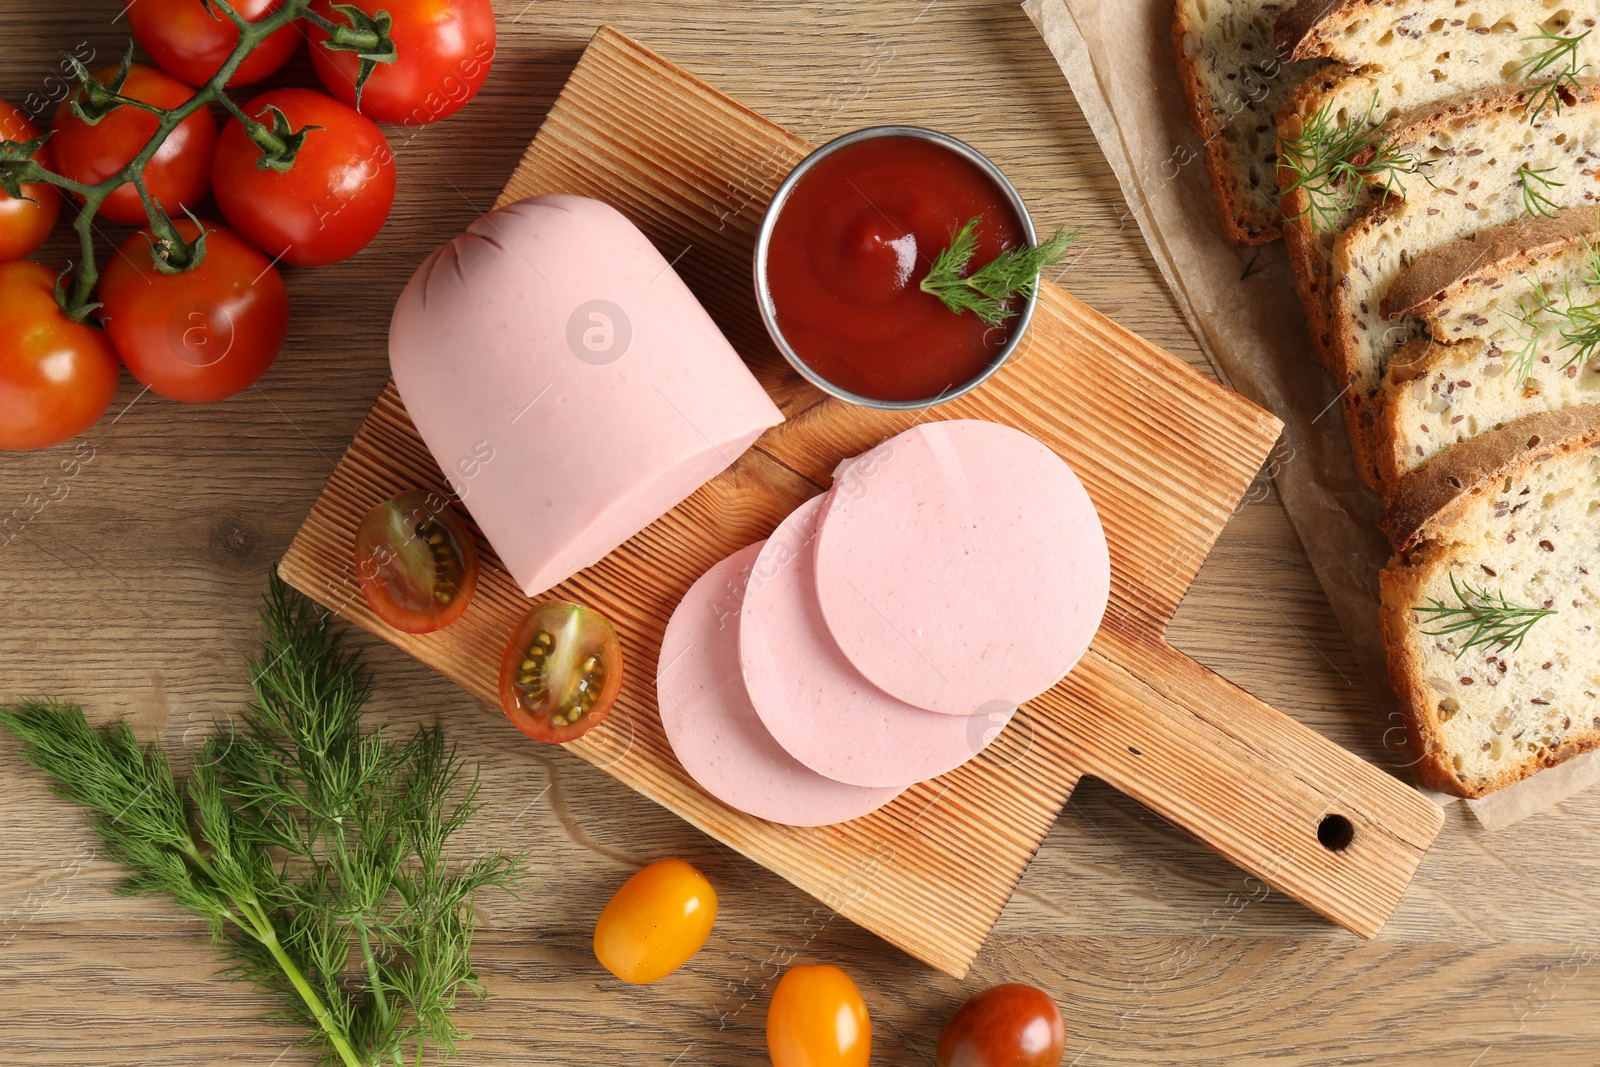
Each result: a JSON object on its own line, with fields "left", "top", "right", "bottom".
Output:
{"left": 212, "top": 88, "right": 396, "bottom": 267}
{"left": 130, "top": 0, "right": 302, "bottom": 88}
{"left": 767, "top": 964, "right": 872, "bottom": 1067}
{"left": 50, "top": 64, "right": 217, "bottom": 226}
{"left": 498, "top": 601, "right": 623, "bottom": 743}
{"left": 353, "top": 489, "right": 480, "bottom": 633}
{"left": 98, "top": 219, "right": 288, "bottom": 402}
{"left": 936, "top": 984, "right": 1065, "bottom": 1067}
{"left": 308, "top": 0, "right": 496, "bottom": 125}
{"left": 0, "top": 101, "right": 61, "bottom": 262}
{"left": 593, "top": 858, "right": 718, "bottom": 984}
{"left": 0, "top": 261, "right": 120, "bottom": 452}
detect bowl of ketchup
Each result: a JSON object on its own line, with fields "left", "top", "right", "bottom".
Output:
{"left": 755, "top": 126, "right": 1039, "bottom": 409}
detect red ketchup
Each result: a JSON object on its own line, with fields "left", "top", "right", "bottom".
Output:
{"left": 764, "top": 135, "right": 1028, "bottom": 403}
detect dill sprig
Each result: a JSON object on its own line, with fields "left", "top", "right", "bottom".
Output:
{"left": 0, "top": 576, "right": 524, "bottom": 1067}
{"left": 1504, "top": 265, "right": 1600, "bottom": 384}
{"left": 1278, "top": 93, "right": 1429, "bottom": 234}
{"left": 919, "top": 218, "right": 1078, "bottom": 326}
{"left": 1513, "top": 26, "right": 1592, "bottom": 123}
{"left": 1415, "top": 574, "right": 1556, "bottom": 658}
{"left": 1517, "top": 164, "right": 1565, "bottom": 218}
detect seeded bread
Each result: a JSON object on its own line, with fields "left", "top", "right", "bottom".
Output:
{"left": 1327, "top": 79, "right": 1600, "bottom": 488}
{"left": 1379, "top": 406, "right": 1600, "bottom": 797}
{"left": 1374, "top": 210, "right": 1600, "bottom": 492}
{"left": 1274, "top": 6, "right": 1600, "bottom": 365}
{"left": 1172, "top": 0, "right": 1322, "bottom": 246}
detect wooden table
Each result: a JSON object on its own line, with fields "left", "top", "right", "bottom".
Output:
{"left": 1, "top": 3, "right": 1596, "bottom": 1064}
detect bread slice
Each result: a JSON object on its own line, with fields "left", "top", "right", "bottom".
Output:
{"left": 1172, "top": 0, "right": 1324, "bottom": 246}
{"left": 1380, "top": 405, "right": 1600, "bottom": 797}
{"left": 1327, "top": 79, "right": 1600, "bottom": 487}
{"left": 1274, "top": 6, "right": 1599, "bottom": 365}
{"left": 1374, "top": 210, "right": 1600, "bottom": 493}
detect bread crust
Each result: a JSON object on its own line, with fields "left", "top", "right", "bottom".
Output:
{"left": 1274, "top": 72, "right": 1350, "bottom": 369}
{"left": 1380, "top": 405, "right": 1600, "bottom": 551}
{"left": 1373, "top": 335, "right": 1453, "bottom": 497}
{"left": 1275, "top": 0, "right": 1371, "bottom": 62}
{"left": 1382, "top": 208, "right": 1600, "bottom": 321}
{"left": 1170, "top": 0, "right": 1285, "bottom": 247}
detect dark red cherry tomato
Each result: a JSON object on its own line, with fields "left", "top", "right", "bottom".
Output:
{"left": 129, "top": 0, "right": 302, "bottom": 88}
{"left": 937, "top": 984, "right": 1065, "bottom": 1067}
{"left": 353, "top": 489, "right": 481, "bottom": 634}
{"left": 98, "top": 220, "right": 288, "bottom": 402}
{"left": 308, "top": 0, "right": 496, "bottom": 125}
{"left": 212, "top": 88, "right": 396, "bottom": 267}
{"left": 50, "top": 63, "right": 217, "bottom": 226}
{"left": 499, "top": 602, "right": 623, "bottom": 743}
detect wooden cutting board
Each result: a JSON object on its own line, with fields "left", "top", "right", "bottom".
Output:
{"left": 279, "top": 26, "right": 1445, "bottom": 978}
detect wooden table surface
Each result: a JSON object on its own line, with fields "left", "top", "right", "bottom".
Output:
{"left": 2, "top": 3, "right": 1597, "bottom": 1065}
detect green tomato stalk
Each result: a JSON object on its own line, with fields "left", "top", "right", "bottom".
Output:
{"left": 0, "top": 0, "right": 397, "bottom": 323}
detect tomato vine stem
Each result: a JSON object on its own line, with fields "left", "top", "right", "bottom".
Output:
{"left": 0, "top": 0, "right": 395, "bottom": 322}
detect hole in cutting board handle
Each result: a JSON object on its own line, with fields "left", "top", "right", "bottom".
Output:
{"left": 1317, "top": 814, "right": 1355, "bottom": 852}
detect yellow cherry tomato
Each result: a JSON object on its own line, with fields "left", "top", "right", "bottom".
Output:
{"left": 593, "top": 858, "right": 717, "bottom": 983}
{"left": 767, "top": 964, "right": 872, "bottom": 1067}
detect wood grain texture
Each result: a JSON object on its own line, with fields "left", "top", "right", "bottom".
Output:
{"left": 277, "top": 27, "right": 1441, "bottom": 976}
{"left": 1, "top": 3, "right": 1595, "bottom": 1065}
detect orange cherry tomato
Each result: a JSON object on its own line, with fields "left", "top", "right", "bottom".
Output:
{"left": 498, "top": 601, "right": 623, "bottom": 743}
{"left": 593, "top": 858, "right": 718, "bottom": 984}
{"left": 767, "top": 964, "right": 872, "bottom": 1067}
{"left": 936, "top": 984, "right": 1065, "bottom": 1067}
{"left": 0, "top": 100, "right": 61, "bottom": 262}
{"left": 353, "top": 489, "right": 480, "bottom": 633}
{"left": 50, "top": 64, "right": 217, "bottom": 226}
{"left": 0, "top": 261, "right": 120, "bottom": 451}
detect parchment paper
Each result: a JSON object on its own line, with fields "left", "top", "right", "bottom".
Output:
{"left": 1022, "top": 0, "right": 1600, "bottom": 829}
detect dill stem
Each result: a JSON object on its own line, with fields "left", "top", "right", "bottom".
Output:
{"left": 244, "top": 902, "right": 366, "bottom": 1067}
{"left": 358, "top": 922, "right": 391, "bottom": 1029}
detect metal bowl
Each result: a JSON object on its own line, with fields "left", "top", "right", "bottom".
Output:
{"left": 753, "top": 125, "right": 1039, "bottom": 411}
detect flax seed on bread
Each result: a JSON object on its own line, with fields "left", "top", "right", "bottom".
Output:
{"left": 1172, "top": 0, "right": 1321, "bottom": 246}
{"left": 1274, "top": 6, "right": 1599, "bottom": 366}
{"left": 1379, "top": 405, "right": 1600, "bottom": 797}
{"left": 1327, "top": 79, "right": 1600, "bottom": 487}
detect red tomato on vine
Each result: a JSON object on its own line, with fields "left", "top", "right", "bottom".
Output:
{"left": 49, "top": 64, "right": 217, "bottom": 227}
{"left": 130, "top": 0, "right": 303, "bottom": 89}
{"left": 0, "top": 261, "right": 121, "bottom": 452}
{"left": 98, "top": 220, "right": 289, "bottom": 403}
{"left": 308, "top": 0, "right": 496, "bottom": 125}
{"left": 0, "top": 100, "right": 61, "bottom": 263}
{"left": 212, "top": 88, "right": 396, "bottom": 267}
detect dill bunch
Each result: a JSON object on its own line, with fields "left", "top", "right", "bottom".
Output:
{"left": 919, "top": 218, "right": 1078, "bottom": 326}
{"left": 1278, "top": 93, "right": 1428, "bottom": 234}
{"left": 1415, "top": 574, "right": 1556, "bottom": 658}
{"left": 0, "top": 576, "right": 524, "bottom": 1067}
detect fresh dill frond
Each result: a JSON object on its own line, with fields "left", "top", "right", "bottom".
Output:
{"left": 1415, "top": 573, "right": 1556, "bottom": 658}
{"left": 1514, "top": 26, "right": 1592, "bottom": 123}
{"left": 1278, "top": 93, "right": 1428, "bottom": 234}
{"left": 919, "top": 218, "right": 1078, "bottom": 326}
{"left": 1240, "top": 251, "right": 1263, "bottom": 281}
{"left": 1518, "top": 164, "right": 1565, "bottom": 218}
{"left": 0, "top": 576, "right": 524, "bottom": 1067}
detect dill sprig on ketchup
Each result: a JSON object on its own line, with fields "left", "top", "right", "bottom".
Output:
{"left": 758, "top": 128, "right": 1075, "bottom": 406}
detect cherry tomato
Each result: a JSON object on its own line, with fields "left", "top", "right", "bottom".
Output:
{"left": 0, "top": 101, "right": 61, "bottom": 262}
{"left": 353, "top": 489, "right": 480, "bottom": 633}
{"left": 212, "top": 88, "right": 396, "bottom": 267}
{"left": 498, "top": 601, "right": 623, "bottom": 743}
{"left": 308, "top": 0, "right": 496, "bottom": 125}
{"left": 0, "top": 261, "right": 120, "bottom": 451}
{"left": 130, "top": 0, "right": 302, "bottom": 88}
{"left": 767, "top": 965, "right": 872, "bottom": 1067}
{"left": 936, "top": 984, "right": 1065, "bottom": 1067}
{"left": 593, "top": 858, "right": 718, "bottom": 984}
{"left": 50, "top": 64, "right": 217, "bottom": 227}
{"left": 98, "top": 219, "right": 288, "bottom": 402}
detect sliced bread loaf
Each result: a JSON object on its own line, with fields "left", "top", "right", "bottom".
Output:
{"left": 1328, "top": 79, "right": 1600, "bottom": 487}
{"left": 1275, "top": 7, "right": 1598, "bottom": 363}
{"left": 1379, "top": 406, "right": 1600, "bottom": 797}
{"left": 1374, "top": 209, "right": 1600, "bottom": 492}
{"left": 1172, "top": 0, "right": 1322, "bottom": 246}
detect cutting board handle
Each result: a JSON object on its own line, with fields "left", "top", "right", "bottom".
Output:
{"left": 1046, "top": 633, "right": 1444, "bottom": 937}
